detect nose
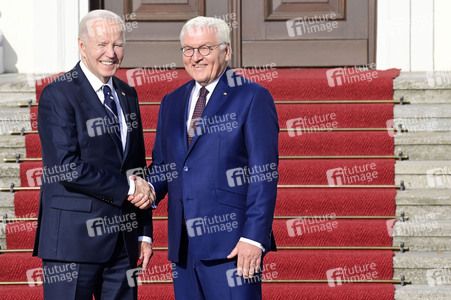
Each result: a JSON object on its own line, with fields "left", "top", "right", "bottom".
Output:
{"left": 192, "top": 49, "right": 203, "bottom": 62}
{"left": 105, "top": 44, "right": 116, "bottom": 58}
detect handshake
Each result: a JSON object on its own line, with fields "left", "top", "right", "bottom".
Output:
{"left": 127, "top": 175, "right": 156, "bottom": 210}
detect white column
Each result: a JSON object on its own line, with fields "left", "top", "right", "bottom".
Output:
{"left": 410, "top": 0, "right": 434, "bottom": 71}
{"left": 377, "top": 0, "right": 411, "bottom": 71}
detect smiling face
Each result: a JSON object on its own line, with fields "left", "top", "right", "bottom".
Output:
{"left": 182, "top": 27, "right": 230, "bottom": 86}
{"left": 79, "top": 19, "right": 124, "bottom": 83}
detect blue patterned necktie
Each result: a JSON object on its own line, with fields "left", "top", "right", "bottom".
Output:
{"left": 102, "top": 85, "right": 122, "bottom": 150}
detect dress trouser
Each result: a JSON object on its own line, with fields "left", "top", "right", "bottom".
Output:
{"left": 42, "top": 233, "right": 137, "bottom": 300}
{"left": 172, "top": 224, "right": 263, "bottom": 300}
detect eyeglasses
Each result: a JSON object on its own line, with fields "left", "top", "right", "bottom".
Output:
{"left": 180, "top": 43, "right": 226, "bottom": 57}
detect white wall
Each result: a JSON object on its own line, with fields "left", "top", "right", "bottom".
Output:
{"left": 0, "top": 0, "right": 449, "bottom": 73}
{"left": 377, "top": 0, "right": 451, "bottom": 71}
{"left": 0, "top": 0, "right": 88, "bottom": 73}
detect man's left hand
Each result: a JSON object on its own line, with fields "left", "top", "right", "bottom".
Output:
{"left": 227, "top": 241, "right": 262, "bottom": 278}
{"left": 138, "top": 241, "right": 153, "bottom": 270}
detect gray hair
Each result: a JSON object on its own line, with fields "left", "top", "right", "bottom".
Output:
{"left": 79, "top": 10, "right": 125, "bottom": 42}
{"left": 180, "top": 16, "right": 231, "bottom": 49}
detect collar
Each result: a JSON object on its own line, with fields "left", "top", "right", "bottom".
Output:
{"left": 80, "top": 60, "right": 114, "bottom": 93}
{"left": 194, "top": 68, "right": 227, "bottom": 94}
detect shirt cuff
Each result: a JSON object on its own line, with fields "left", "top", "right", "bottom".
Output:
{"left": 239, "top": 237, "right": 265, "bottom": 252}
{"left": 128, "top": 179, "right": 135, "bottom": 195}
{"left": 138, "top": 236, "right": 152, "bottom": 244}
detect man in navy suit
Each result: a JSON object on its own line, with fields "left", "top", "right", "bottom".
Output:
{"left": 148, "top": 16, "right": 279, "bottom": 299}
{"left": 33, "top": 10, "right": 154, "bottom": 299}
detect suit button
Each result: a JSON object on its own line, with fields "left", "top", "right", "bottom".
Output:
{"left": 184, "top": 166, "right": 189, "bottom": 172}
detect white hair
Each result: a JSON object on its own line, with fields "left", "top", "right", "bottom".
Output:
{"left": 79, "top": 10, "right": 125, "bottom": 42}
{"left": 180, "top": 16, "right": 231, "bottom": 49}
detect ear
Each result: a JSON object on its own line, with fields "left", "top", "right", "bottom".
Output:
{"left": 78, "top": 37, "right": 86, "bottom": 58}
{"left": 224, "top": 43, "right": 231, "bottom": 62}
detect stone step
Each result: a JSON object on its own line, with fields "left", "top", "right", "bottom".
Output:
{"left": 0, "top": 163, "right": 20, "bottom": 187}
{"left": 394, "top": 252, "right": 451, "bottom": 285}
{"left": 396, "top": 285, "right": 451, "bottom": 300}
{"left": 394, "top": 72, "right": 451, "bottom": 104}
{"left": 0, "top": 108, "right": 32, "bottom": 135}
{"left": 395, "top": 236, "right": 451, "bottom": 252}
{"left": 394, "top": 72, "right": 451, "bottom": 90}
{"left": 394, "top": 104, "right": 451, "bottom": 119}
{"left": 393, "top": 220, "right": 451, "bottom": 237}
{"left": 0, "top": 92, "right": 36, "bottom": 107}
{"left": 395, "top": 132, "right": 451, "bottom": 161}
{"left": 0, "top": 193, "right": 15, "bottom": 250}
{"left": 395, "top": 161, "right": 451, "bottom": 189}
{"left": 392, "top": 220, "right": 451, "bottom": 252}
{"left": 394, "top": 89, "right": 451, "bottom": 104}
{"left": 0, "top": 136, "right": 26, "bottom": 161}
{"left": 396, "top": 190, "right": 451, "bottom": 219}
{"left": 0, "top": 74, "right": 35, "bottom": 93}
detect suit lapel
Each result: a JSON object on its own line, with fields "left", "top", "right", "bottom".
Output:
{"left": 114, "top": 79, "right": 130, "bottom": 163}
{"left": 75, "top": 64, "right": 123, "bottom": 160}
{"left": 187, "top": 70, "right": 232, "bottom": 154}
{"left": 181, "top": 81, "right": 195, "bottom": 152}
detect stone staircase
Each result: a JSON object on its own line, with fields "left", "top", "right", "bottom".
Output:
{"left": 0, "top": 74, "right": 34, "bottom": 249}
{"left": 393, "top": 72, "right": 451, "bottom": 299}
{"left": 0, "top": 72, "right": 450, "bottom": 298}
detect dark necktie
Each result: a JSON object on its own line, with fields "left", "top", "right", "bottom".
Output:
{"left": 187, "top": 87, "right": 209, "bottom": 147}
{"left": 102, "top": 85, "right": 122, "bottom": 150}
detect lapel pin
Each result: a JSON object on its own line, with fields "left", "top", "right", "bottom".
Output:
{"left": 223, "top": 92, "right": 227, "bottom": 96}
{"left": 121, "top": 92, "right": 125, "bottom": 96}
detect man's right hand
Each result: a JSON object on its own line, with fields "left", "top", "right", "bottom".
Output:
{"left": 127, "top": 175, "right": 156, "bottom": 209}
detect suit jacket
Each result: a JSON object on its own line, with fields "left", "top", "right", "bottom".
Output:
{"left": 32, "top": 62, "right": 152, "bottom": 264}
{"left": 149, "top": 67, "right": 279, "bottom": 262}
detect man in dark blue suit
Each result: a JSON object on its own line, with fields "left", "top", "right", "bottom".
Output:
{"left": 148, "top": 16, "right": 279, "bottom": 299}
{"left": 33, "top": 10, "right": 154, "bottom": 299}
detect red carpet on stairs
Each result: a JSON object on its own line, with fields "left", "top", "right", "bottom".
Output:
{"left": 2, "top": 68, "right": 401, "bottom": 299}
